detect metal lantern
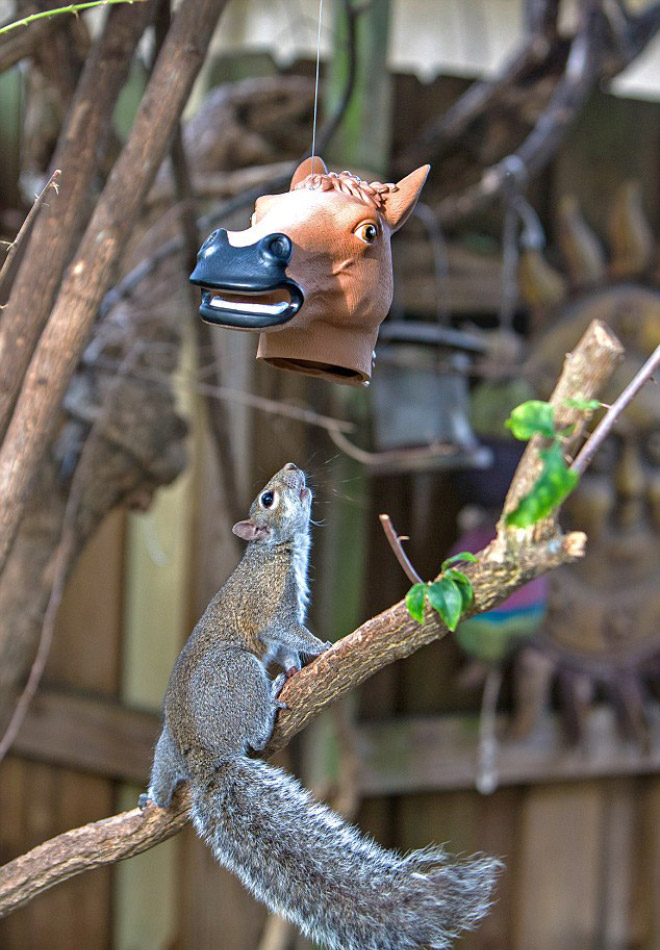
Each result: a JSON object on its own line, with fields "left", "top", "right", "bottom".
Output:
{"left": 330, "top": 320, "right": 492, "bottom": 476}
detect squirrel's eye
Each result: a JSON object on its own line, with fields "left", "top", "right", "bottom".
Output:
{"left": 355, "top": 222, "right": 378, "bottom": 244}
{"left": 260, "top": 490, "right": 278, "bottom": 510}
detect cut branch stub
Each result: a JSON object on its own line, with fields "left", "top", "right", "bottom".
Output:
{"left": 498, "top": 319, "right": 624, "bottom": 539}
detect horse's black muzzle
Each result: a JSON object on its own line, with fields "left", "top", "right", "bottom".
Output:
{"left": 189, "top": 228, "right": 304, "bottom": 329}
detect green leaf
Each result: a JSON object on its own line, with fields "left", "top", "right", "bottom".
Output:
{"left": 505, "top": 441, "right": 579, "bottom": 527}
{"left": 441, "top": 551, "right": 479, "bottom": 571}
{"left": 505, "top": 400, "right": 556, "bottom": 441}
{"left": 405, "top": 583, "right": 428, "bottom": 623}
{"left": 427, "top": 579, "right": 464, "bottom": 631}
{"left": 564, "top": 398, "right": 602, "bottom": 411}
{"left": 444, "top": 569, "right": 474, "bottom": 611}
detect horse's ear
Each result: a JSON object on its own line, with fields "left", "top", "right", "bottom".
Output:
{"left": 290, "top": 156, "right": 328, "bottom": 189}
{"left": 382, "top": 165, "right": 430, "bottom": 232}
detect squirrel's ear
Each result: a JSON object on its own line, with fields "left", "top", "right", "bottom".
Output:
{"left": 232, "top": 519, "right": 271, "bottom": 542}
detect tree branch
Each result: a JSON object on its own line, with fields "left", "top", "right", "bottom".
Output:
{"left": 0, "top": 317, "right": 626, "bottom": 917}
{"left": 436, "top": 0, "right": 605, "bottom": 226}
{"left": 0, "top": 1, "right": 152, "bottom": 438}
{"left": 400, "top": 0, "right": 560, "bottom": 167}
{"left": 0, "top": 169, "right": 61, "bottom": 296}
{"left": 0, "top": 0, "right": 230, "bottom": 577}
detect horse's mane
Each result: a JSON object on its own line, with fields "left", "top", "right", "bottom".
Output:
{"left": 293, "top": 170, "right": 398, "bottom": 211}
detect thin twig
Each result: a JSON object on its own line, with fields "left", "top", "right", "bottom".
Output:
{"left": 571, "top": 342, "right": 660, "bottom": 475}
{"left": 0, "top": 170, "right": 61, "bottom": 296}
{"left": 0, "top": 0, "right": 148, "bottom": 36}
{"left": 476, "top": 666, "right": 503, "bottom": 796}
{"left": 83, "top": 355, "right": 355, "bottom": 434}
{"left": 378, "top": 514, "right": 423, "bottom": 585}
{"left": 327, "top": 426, "right": 461, "bottom": 468}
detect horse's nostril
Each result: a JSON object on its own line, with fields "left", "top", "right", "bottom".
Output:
{"left": 264, "top": 234, "right": 292, "bottom": 262}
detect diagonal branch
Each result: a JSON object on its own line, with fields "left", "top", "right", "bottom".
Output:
{"left": 0, "top": 170, "right": 61, "bottom": 296}
{"left": 571, "top": 342, "right": 660, "bottom": 475}
{"left": 436, "top": 0, "right": 605, "bottom": 226}
{"left": 0, "top": 318, "right": 625, "bottom": 917}
{"left": 0, "top": 0, "right": 152, "bottom": 438}
{"left": 400, "top": 0, "right": 560, "bottom": 168}
{"left": 0, "top": 0, "right": 230, "bottom": 577}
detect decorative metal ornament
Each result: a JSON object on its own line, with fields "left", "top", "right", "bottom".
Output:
{"left": 190, "top": 157, "right": 430, "bottom": 386}
{"left": 511, "top": 182, "right": 660, "bottom": 743}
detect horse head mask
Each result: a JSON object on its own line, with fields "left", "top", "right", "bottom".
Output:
{"left": 190, "top": 157, "right": 430, "bottom": 385}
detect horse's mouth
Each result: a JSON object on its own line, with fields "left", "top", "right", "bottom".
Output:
{"left": 196, "top": 282, "right": 304, "bottom": 330}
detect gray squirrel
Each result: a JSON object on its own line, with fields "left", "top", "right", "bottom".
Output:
{"left": 142, "top": 462, "right": 501, "bottom": 950}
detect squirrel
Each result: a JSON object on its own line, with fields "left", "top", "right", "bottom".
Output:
{"left": 142, "top": 462, "right": 501, "bottom": 950}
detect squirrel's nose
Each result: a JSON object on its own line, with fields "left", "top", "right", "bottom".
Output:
{"left": 283, "top": 462, "right": 298, "bottom": 473}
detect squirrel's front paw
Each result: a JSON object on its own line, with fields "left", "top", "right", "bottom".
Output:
{"left": 271, "top": 672, "right": 287, "bottom": 697}
{"left": 138, "top": 792, "right": 151, "bottom": 810}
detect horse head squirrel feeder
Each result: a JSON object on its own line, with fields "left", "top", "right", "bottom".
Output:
{"left": 189, "top": 156, "right": 430, "bottom": 385}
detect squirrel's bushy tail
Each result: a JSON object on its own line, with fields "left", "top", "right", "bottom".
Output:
{"left": 191, "top": 757, "right": 502, "bottom": 950}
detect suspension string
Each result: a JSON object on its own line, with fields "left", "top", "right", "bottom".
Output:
{"left": 310, "top": 0, "right": 324, "bottom": 173}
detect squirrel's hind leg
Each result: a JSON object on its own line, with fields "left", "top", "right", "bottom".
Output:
{"left": 142, "top": 723, "right": 185, "bottom": 809}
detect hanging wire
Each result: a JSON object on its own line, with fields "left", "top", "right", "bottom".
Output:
{"left": 310, "top": 0, "right": 325, "bottom": 173}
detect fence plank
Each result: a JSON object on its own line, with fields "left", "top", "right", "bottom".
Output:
{"left": 0, "top": 758, "right": 114, "bottom": 949}
{"left": 355, "top": 709, "right": 660, "bottom": 794}
{"left": 514, "top": 782, "right": 603, "bottom": 950}
{"left": 11, "top": 688, "right": 158, "bottom": 783}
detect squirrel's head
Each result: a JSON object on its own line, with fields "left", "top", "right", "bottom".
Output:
{"left": 232, "top": 462, "right": 311, "bottom": 545}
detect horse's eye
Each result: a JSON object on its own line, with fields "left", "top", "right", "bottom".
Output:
{"left": 260, "top": 490, "right": 278, "bottom": 510}
{"left": 355, "top": 222, "right": 379, "bottom": 244}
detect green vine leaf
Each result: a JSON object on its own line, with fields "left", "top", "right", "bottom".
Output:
{"left": 443, "top": 569, "right": 474, "bottom": 612}
{"left": 405, "top": 583, "right": 427, "bottom": 623}
{"left": 441, "top": 551, "right": 478, "bottom": 571}
{"left": 505, "top": 441, "right": 578, "bottom": 527}
{"left": 505, "top": 400, "right": 556, "bottom": 440}
{"left": 405, "top": 562, "right": 476, "bottom": 629}
{"left": 427, "top": 578, "right": 464, "bottom": 631}
{"left": 564, "top": 397, "right": 602, "bottom": 411}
